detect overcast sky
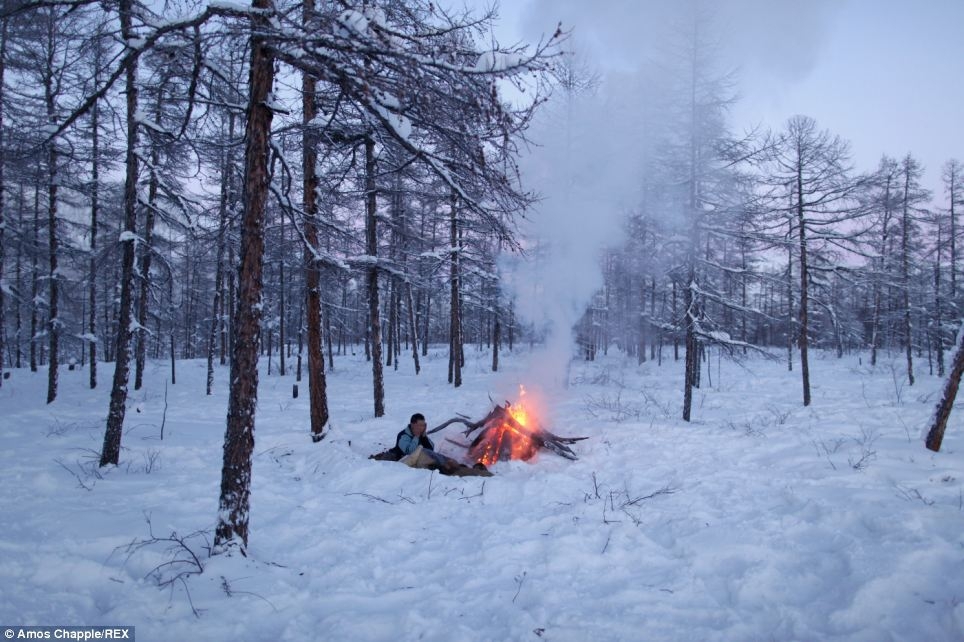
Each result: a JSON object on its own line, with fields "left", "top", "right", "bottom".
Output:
{"left": 478, "top": 0, "right": 963, "bottom": 200}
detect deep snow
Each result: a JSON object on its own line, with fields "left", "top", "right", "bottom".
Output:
{"left": 1, "top": 346, "right": 963, "bottom": 641}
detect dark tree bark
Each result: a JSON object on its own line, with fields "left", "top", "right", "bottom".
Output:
{"left": 30, "top": 160, "right": 40, "bottom": 373}
{"left": 134, "top": 130, "right": 160, "bottom": 392}
{"left": 88, "top": 58, "right": 100, "bottom": 390}
{"left": 14, "top": 182, "right": 24, "bottom": 370}
{"left": 206, "top": 112, "right": 234, "bottom": 396}
{"left": 0, "top": 18, "right": 6, "bottom": 387}
{"left": 682, "top": 265, "right": 696, "bottom": 422}
{"left": 365, "top": 134, "right": 385, "bottom": 416}
{"left": 213, "top": 0, "right": 275, "bottom": 554}
{"left": 925, "top": 326, "right": 964, "bottom": 452}
{"left": 935, "top": 247, "right": 945, "bottom": 378}
{"left": 324, "top": 302, "right": 334, "bottom": 370}
{"left": 946, "top": 160, "right": 961, "bottom": 302}
{"left": 406, "top": 283, "right": 420, "bottom": 374}
{"left": 278, "top": 211, "right": 286, "bottom": 376}
{"left": 900, "top": 156, "right": 916, "bottom": 386}
{"left": 44, "top": 15, "right": 60, "bottom": 404}
{"left": 492, "top": 315, "right": 500, "bottom": 372}
{"left": 386, "top": 279, "right": 395, "bottom": 368}
{"left": 796, "top": 166, "right": 812, "bottom": 406}
{"left": 100, "top": 0, "right": 140, "bottom": 466}
{"left": 449, "top": 190, "right": 462, "bottom": 387}
{"left": 205, "top": 112, "right": 235, "bottom": 395}
{"left": 301, "top": 5, "right": 330, "bottom": 439}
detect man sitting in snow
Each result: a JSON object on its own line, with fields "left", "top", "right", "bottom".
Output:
{"left": 379, "top": 413, "right": 491, "bottom": 476}
{"left": 395, "top": 413, "right": 435, "bottom": 457}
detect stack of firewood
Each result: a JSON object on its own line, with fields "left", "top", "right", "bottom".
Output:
{"left": 429, "top": 403, "right": 587, "bottom": 465}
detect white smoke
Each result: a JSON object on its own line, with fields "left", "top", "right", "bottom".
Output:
{"left": 492, "top": 0, "right": 846, "bottom": 415}
{"left": 498, "top": 44, "right": 646, "bottom": 412}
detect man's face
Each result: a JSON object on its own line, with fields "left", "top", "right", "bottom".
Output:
{"left": 411, "top": 419, "right": 427, "bottom": 436}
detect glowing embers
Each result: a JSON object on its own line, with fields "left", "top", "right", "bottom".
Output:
{"left": 469, "top": 396, "right": 540, "bottom": 466}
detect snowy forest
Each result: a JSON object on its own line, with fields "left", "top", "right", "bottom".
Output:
{"left": 2, "top": 0, "right": 964, "bottom": 640}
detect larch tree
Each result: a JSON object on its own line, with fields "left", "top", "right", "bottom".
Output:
{"left": 100, "top": 0, "right": 142, "bottom": 466}
{"left": 760, "top": 115, "right": 859, "bottom": 407}
{"left": 213, "top": 0, "right": 276, "bottom": 553}
{"left": 942, "top": 159, "right": 963, "bottom": 305}
{"left": 657, "top": 11, "right": 753, "bottom": 421}
{"left": 864, "top": 156, "right": 901, "bottom": 368}
{"left": 896, "top": 153, "right": 930, "bottom": 386}
{"left": 301, "top": 0, "right": 329, "bottom": 440}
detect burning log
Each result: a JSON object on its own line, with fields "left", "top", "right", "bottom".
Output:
{"left": 428, "top": 402, "right": 587, "bottom": 466}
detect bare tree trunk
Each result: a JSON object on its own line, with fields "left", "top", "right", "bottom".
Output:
{"left": 672, "top": 280, "right": 679, "bottom": 362}
{"left": 394, "top": 289, "right": 402, "bottom": 368}
{"left": 796, "top": 170, "right": 811, "bottom": 407}
{"left": 278, "top": 212, "right": 286, "bottom": 376}
{"left": 901, "top": 166, "right": 915, "bottom": 386}
{"left": 936, "top": 263, "right": 945, "bottom": 378}
{"left": 951, "top": 164, "right": 958, "bottom": 302}
{"left": 0, "top": 18, "right": 6, "bottom": 387}
{"left": 386, "top": 279, "right": 395, "bottom": 368}
{"left": 168, "top": 253, "right": 176, "bottom": 383}
{"left": 134, "top": 140, "right": 159, "bottom": 391}
{"left": 420, "top": 290, "right": 430, "bottom": 356}
{"left": 213, "top": 0, "right": 275, "bottom": 554}
{"left": 206, "top": 114, "right": 234, "bottom": 395}
{"left": 787, "top": 237, "right": 794, "bottom": 372}
{"left": 44, "top": 24, "right": 60, "bottom": 404}
{"left": 88, "top": 70, "right": 100, "bottom": 389}
{"left": 226, "top": 240, "right": 236, "bottom": 364}
{"left": 681, "top": 42, "right": 700, "bottom": 421}
{"left": 508, "top": 299, "right": 514, "bottom": 351}
{"left": 492, "top": 315, "right": 500, "bottom": 372}
{"left": 925, "top": 325, "right": 964, "bottom": 452}
{"left": 324, "top": 302, "right": 334, "bottom": 370}
{"left": 637, "top": 277, "right": 647, "bottom": 365}
{"left": 740, "top": 248, "right": 748, "bottom": 352}
{"left": 30, "top": 161, "right": 40, "bottom": 373}
{"left": 682, "top": 261, "right": 696, "bottom": 422}
{"left": 406, "top": 283, "right": 420, "bottom": 374}
{"left": 365, "top": 134, "right": 385, "bottom": 416}
{"left": 100, "top": 0, "right": 139, "bottom": 466}
{"left": 871, "top": 182, "right": 893, "bottom": 368}
{"left": 422, "top": 209, "right": 436, "bottom": 357}
{"left": 301, "top": 18, "right": 330, "bottom": 439}
{"left": 870, "top": 278, "right": 881, "bottom": 367}
{"left": 15, "top": 183, "right": 24, "bottom": 369}
{"left": 449, "top": 190, "right": 462, "bottom": 388}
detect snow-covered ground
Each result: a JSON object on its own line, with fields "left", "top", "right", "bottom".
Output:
{"left": 1, "top": 346, "right": 963, "bottom": 641}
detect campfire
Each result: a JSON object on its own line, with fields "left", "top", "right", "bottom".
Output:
{"left": 429, "top": 387, "right": 587, "bottom": 465}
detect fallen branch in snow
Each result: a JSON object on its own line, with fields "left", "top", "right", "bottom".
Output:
{"left": 512, "top": 570, "right": 527, "bottom": 603}
{"left": 584, "top": 473, "right": 680, "bottom": 527}
{"left": 54, "top": 458, "right": 96, "bottom": 491}
{"left": 160, "top": 379, "right": 169, "bottom": 441}
{"left": 113, "top": 513, "right": 210, "bottom": 618}
{"left": 623, "top": 485, "right": 678, "bottom": 506}
{"left": 894, "top": 484, "right": 935, "bottom": 506}
{"left": 220, "top": 575, "right": 278, "bottom": 611}
{"left": 345, "top": 492, "right": 393, "bottom": 504}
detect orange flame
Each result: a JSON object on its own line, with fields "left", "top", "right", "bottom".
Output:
{"left": 472, "top": 385, "right": 539, "bottom": 466}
